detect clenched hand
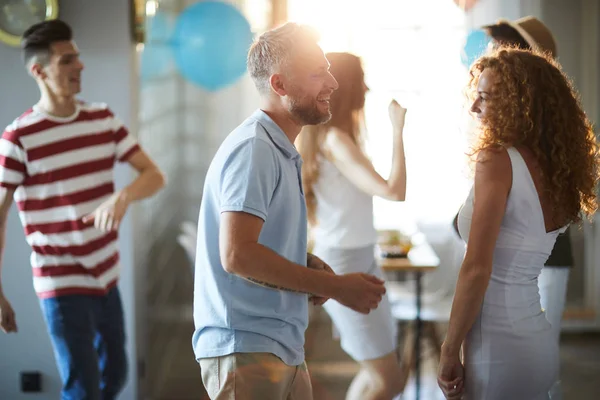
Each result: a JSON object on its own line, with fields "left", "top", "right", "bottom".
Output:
{"left": 333, "top": 273, "right": 386, "bottom": 314}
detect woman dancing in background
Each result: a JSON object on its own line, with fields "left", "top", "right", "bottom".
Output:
{"left": 297, "top": 52, "right": 408, "bottom": 400}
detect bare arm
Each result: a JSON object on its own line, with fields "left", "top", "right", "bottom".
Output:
{"left": 0, "top": 188, "right": 14, "bottom": 297}
{"left": 442, "top": 148, "right": 511, "bottom": 356}
{"left": 245, "top": 252, "right": 334, "bottom": 294}
{"left": 83, "top": 150, "right": 166, "bottom": 231}
{"left": 121, "top": 149, "right": 166, "bottom": 202}
{"left": 219, "top": 211, "right": 386, "bottom": 314}
{"left": 323, "top": 100, "right": 407, "bottom": 201}
{"left": 0, "top": 188, "right": 17, "bottom": 333}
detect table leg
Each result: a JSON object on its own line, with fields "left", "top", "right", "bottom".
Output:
{"left": 415, "top": 271, "right": 422, "bottom": 400}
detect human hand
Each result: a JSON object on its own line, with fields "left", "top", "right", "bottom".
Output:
{"left": 388, "top": 99, "right": 407, "bottom": 133}
{"left": 437, "top": 351, "right": 465, "bottom": 399}
{"left": 0, "top": 295, "right": 17, "bottom": 333}
{"left": 82, "top": 191, "right": 130, "bottom": 232}
{"left": 332, "top": 273, "right": 386, "bottom": 314}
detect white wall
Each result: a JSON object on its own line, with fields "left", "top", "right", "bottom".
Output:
{"left": 0, "top": 0, "right": 139, "bottom": 398}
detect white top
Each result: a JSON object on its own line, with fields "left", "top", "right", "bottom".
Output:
{"left": 458, "top": 147, "right": 567, "bottom": 259}
{"left": 311, "top": 155, "right": 377, "bottom": 248}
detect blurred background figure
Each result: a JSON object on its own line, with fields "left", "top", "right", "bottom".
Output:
{"left": 298, "top": 52, "right": 408, "bottom": 400}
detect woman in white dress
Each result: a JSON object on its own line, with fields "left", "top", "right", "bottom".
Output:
{"left": 437, "top": 47, "right": 600, "bottom": 400}
{"left": 450, "top": 17, "right": 574, "bottom": 345}
{"left": 297, "top": 52, "right": 408, "bottom": 400}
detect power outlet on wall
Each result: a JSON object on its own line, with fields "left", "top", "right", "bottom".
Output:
{"left": 20, "top": 371, "right": 42, "bottom": 392}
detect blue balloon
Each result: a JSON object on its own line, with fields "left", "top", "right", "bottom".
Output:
{"left": 173, "top": 1, "right": 254, "bottom": 91}
{"left": 141, "top": 12, "right": 174, "bottom": 81}
{"left": 461, "top": 29, "right": 492, "bottom": 68}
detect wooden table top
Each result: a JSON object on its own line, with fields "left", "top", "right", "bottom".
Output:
{"left": 376, "top": 241, "right": 440, "bottom": 272}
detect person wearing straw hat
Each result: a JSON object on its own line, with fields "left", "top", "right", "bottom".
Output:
{"left": 483, "top": 16, "right": 558, "bottom": 58}
{"left": 453, "top": 16, "right": 572, "bottom": 345}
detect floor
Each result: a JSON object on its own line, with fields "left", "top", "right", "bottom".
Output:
{"left": 306, "top": 309, "right": 600, "bottom": 400}
{"left": 305, "top": 308, "right": 443, "bottom": 400}
{"left": 148, "top": 304, "right": 600, "bottom": 399}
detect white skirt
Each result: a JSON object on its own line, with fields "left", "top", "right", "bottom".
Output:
{"left": 312, "top": 243, "right": 397, "bottom": 361}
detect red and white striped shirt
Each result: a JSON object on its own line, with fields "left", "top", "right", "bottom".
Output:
{"left": 0, "top": 102, "right": 140, "bottom": 299}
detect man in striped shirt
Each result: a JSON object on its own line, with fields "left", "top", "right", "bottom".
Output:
{"left": 0, "top": 20, "right": 165, "bottom": 399}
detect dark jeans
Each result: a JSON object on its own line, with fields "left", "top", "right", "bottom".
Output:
{"left": 39, "top": 287, "right": 128, "bottom": 400}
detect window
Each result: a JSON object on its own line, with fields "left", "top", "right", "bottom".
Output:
{"left": 288, "top": 0, "right": 474, "bottom": 233}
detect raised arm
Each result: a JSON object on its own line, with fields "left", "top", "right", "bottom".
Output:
{"left": 323, "top": 100, "right": 407, "bottom": 201}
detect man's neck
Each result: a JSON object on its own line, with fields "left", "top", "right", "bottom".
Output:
{"left": 36, "top": 90, "right": 77, "bottom": 118}
{"left": 260, "top": 102, "right": 302, "bottom": 144}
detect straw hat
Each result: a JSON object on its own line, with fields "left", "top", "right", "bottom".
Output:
{"left": 492, "top": 16, "right": 557, "bottom": 58}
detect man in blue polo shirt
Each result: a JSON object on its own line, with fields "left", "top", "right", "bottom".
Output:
{"left": 193, "top": 23, "right": 387, "bottom": 399}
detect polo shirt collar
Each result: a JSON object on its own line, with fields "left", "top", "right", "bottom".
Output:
{"left": 251, "top": 109, "right": 300, "bottom": 160}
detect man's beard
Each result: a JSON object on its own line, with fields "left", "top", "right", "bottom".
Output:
{"left": 289, "top": 96, "right": 331, "bottom": 126}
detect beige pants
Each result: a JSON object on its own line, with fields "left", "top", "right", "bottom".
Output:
{"left": 199, "top": 352, "right": 313, "bottom": 400}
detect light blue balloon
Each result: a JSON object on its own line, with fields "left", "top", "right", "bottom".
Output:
{"left": 461, "top": 29, "right": 492, "bottom": 69}
{"left": 172, "top": 1, "right": 254, "bottom": 91}
{"left": 141, "top": 12, "right": 174, "bottom": 81}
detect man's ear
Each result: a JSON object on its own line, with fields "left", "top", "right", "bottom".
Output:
{"left": 269, "top": 73, "right": 288, "bottom": 97}
{"left": 29, "top": 62, "right": 46, "bottom": 80}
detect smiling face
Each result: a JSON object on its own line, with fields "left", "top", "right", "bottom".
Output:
{"left": 470, "top": 67, "right": 498, "bottom": 121}
{"left": 31, "top": 40, "right": 84, "bottom": 98}
{"left": 283, "top": 42, "right": 339, "bottom": 125}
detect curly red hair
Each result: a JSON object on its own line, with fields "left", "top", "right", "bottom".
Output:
{"left": 468, "top": 46, "right": 600, "bottom": 224}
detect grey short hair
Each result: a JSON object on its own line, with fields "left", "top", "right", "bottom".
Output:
{"left": 247, "top": 22, "right": 320, "bottom": 95}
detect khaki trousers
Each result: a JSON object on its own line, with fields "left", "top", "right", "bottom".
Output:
{"left": 200, "top": 352, "right": 313, "bottom": 400}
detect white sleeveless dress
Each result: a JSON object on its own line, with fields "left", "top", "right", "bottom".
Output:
{"left": 311, "top": 157, "right": 397, "bottom": 361}
{"left": 457, "top": 147, "right": 565, "bottom": 400}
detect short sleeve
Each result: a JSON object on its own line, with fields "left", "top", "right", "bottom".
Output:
{"left": 0, "top": 127, "right": 27, "bottom": 189}
{"left": 219, "top": 138, "right": 279, "bottom": 221}
{"left": 109, "top": 111, "right": 140, "bottom": 162}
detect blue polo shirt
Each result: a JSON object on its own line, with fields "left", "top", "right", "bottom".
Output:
{"left": 192, "top": 109, "right": 308, "bottom": 366}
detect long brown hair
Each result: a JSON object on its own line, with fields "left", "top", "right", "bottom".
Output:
{"left": 296, "top": 52, "right": 368, "bottom": 226}
{"left": 468, "top": 47, "right": 600, "bottom": 224}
